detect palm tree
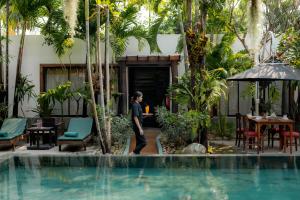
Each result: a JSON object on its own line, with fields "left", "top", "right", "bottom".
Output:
{"left": 0, "top": 1, "right": 6, "bottom": 90}
{"left": 95, "top": 2, "right": 107, "bottom": 146}
{"left": 84, "top": 0, "right": 106, "bottom": 154}
{"left": 11, "top": 0, "right": 53, "bottom": 116}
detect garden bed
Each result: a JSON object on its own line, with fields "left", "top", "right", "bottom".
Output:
{"left": 159, "top": 135, "right": 237, "bottom": 154}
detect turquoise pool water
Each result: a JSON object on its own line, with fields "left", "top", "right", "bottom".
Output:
{"left": 0, "top": 156, "right": 300, "bottom": 200}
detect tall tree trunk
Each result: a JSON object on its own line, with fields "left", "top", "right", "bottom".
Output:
{"left": 5, "top": 0, "right": 8, "bottom": 109}
{"left": 0, "top": 10, "right": 3, "bottom": 89}
{"left": 105, "top": 6, "right": 111, "bottom": 152}
{"left": 186, "top": 0, "right": 192, "bottom": 28}
{"left": 194, "top": 0, "right": 200, "bottom": 22}
{"left": 97, "top": 4, "right": 107, "bottom": 146}
{"left": 178, "top": 6, "right": 189, "bottom": 72}
{"left": 185, "top": 2, "right": 209, "bottom": 148}
{"left": 13, "top": 21, "right": 26, "bottom": 117}
{"left": 85, "top": 0, "right": 106, "bottom": 154}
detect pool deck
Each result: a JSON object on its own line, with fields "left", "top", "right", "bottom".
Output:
{"left": 1, "top": 127, "right": 300, "bottom": 157}
{"left": 129, "top": 127, "right": 160, "bottom": 155}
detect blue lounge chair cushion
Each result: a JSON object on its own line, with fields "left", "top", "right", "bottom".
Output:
{"left": 0, "top": 132, "right": 8, "bottom": 137}
{"left": 0, "top": 118, "right": 27, "bottom": 140}
{"left": 64, "top": 132, "right": 78, "bottom": 137}
{"left": 58, "top": 118, "right": 93, "bottom": 141}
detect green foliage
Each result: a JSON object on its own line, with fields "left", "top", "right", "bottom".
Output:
{"left": 206, "top": 0, "right": 248, "bottom": 34}
{"left": 264, "top": 0, "right": 300, "bottom": 34}
{"left": 14, "top": 75, "right": 35, "bottom": 117}
{"left": 0, "top": 103, "right": 8, "bottom": 125}
{"left": 109, "top": 3, "right": 151, "bottom": 56}
{"left": 97, "top": 106, "right": 132, "bottom": 145}
{"left": 278, "top": 28, "right": 300, "bottom": 68}
{"left": 41, "top": 8, "right": 73, "bottom": 57}
{"left": 71, "top": 83, "right": 91, "bottom": 115}
{"left": 111, "top": 115, "right": 133, "bottom": 144}
{"left": 14, "top": 75, "right": 35, "bottom": 104}
{"left": 49, "top": 81, "right": 72, "bottom": 117}
{"left": 33, "top": 92, "right": 55, "bottom": 117}
{"left": 241, "top": 82, "right": 280, "bottom": 114}
{"left": 210, "top": 114, "right": 234, "bottom": 140}
{"left": 34, "top": 81, "right": 87, "bottom": 117}
{"left": 206, "top": 33, "right": 253, "bottom": 75}
{"left": 170, "top": 71, "right": 227, "bottom": 112}
{"left": 156, "top": 106, "right": 210, "bottom": 147}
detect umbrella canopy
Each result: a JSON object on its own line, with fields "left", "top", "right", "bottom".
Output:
{"left": 227, "top": 63, "right": 300, "bottom": 81}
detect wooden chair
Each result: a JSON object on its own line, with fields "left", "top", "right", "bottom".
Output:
{"left": 243, "top": 116, "right": 261, "bottom": 153}
{"left": 281, "top": 130, "right": 299, "bottom": 152}
{"left": 0, "top": 118, "right": 27, "bottom": 150}
{"left": 235, "top": 113, "right": 245, "bottom": 147}
{"left": 268, "top": 125, "right": 282, "bottom": 148}
{"left": 42, "top": 118, "right": 57, "bottom": 145}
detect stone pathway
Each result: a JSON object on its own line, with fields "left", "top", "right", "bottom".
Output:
{"left": 129, "top": 128, "right": 160, "bottom": 155}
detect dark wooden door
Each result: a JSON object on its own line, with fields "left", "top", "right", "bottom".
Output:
{"left": 129, "top": 66, "right": 170, "bottom": 126}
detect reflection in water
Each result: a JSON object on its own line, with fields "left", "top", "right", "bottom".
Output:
{"left": 0, "top": 157, "right": 300, "bottom": 200}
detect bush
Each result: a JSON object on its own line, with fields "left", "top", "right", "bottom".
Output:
{"left": 210, "top": 115, "right": 235, "bottom": 140}
{"left": 97, "top": 106, "right": 133, "bottom": 145}
{"left": 0, "top": 103, "right": 8, "bottom": 125}
{"left": 111, "top": 115, "right": 133, "bottom": 144}
{"left": 156, "top": 106, "right": 210, "bottom": 147}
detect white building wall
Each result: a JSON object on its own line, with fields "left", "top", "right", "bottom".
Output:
{"left": 5, "top": 34, "right": 184, "bottom": 117}
{"left": 5, "top": 34, "right": 282, "bottom": 117}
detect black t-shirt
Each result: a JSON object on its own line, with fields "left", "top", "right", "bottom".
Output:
{"left": 131, "top": 102, "right": 143, "bottom": 127}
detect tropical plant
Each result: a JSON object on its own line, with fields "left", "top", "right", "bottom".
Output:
{"left": 11, "top": 0, "right": 59, "bottom": 116}
{"left": 33, "top": 92, "right": 55, "bottom": 117}
{"left": 210, "top": 113, "right": 234, "bottom": 140}
{"left": 70, "top": 84, "right": 91, "bottom": 116}
{"left": 41, "top": 7, "right": 73, "bottom": 57}
{"left": 168, "top": 70, "right": 227, "bottom": 147}
{"left": 156, "top": 106, "right": 210, "bottom": 147}
{"left": 84, "top": 0, "right": 107, "bottom": 154}
{"left": 110, "top": 115, "right": 133, "bottom": 145}
{"left": 264, "top": 0, "right": 300, "bottom": 34}
{"left": 278, "top": 28, "right": 300, "bottom": 68}
{"left": 0, "top": 0, "right": 6, "bottom": 88}
{"left": 206, "top": 33, "right": 253, "bottom": 75}
{"left": 170, "top": 71, "right": 227, "bottom": 113}
{"left": 0, "top": 102, "right": 7, "bottom": 125}
{"left": 14, "top": 75, "right": 35, "bottom": 117}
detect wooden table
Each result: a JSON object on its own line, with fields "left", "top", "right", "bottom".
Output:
{"left": 27, "top": 126, "right": 55, "bottom": 150}
{"left": 143, "top": 113, "right": 154, "bottom": 117}
{"left": 249, "top": 117, "right": 294, "bottom": 154}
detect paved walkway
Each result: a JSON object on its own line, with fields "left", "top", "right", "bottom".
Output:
{"left": 129, "top": 128, "right": 160, "bottom": 155}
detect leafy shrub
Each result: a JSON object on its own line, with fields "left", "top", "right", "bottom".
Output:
{"left": 156, "top": 106, "right": 210, "bottom": 147}
{"left": 210, "top": 114, "right": 234, "bottom": 140}
{"left": 97, "top": 106, "right": 133, "bottom": 145}
{"left": 0, "top": 103, "right": 8, "bottom": 125}
{"left": 111, "top": 115, "right": 133, "bottom": 144}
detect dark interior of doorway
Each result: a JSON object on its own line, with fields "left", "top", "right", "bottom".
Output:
{"left": 129, "top": 66, "right": 170, "bottom": 127}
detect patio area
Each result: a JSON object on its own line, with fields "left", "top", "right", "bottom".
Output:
{"left": 1, "top": 0, "right": 300, "bottom": 199}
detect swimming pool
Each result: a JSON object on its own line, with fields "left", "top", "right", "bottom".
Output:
{"left": 0, "top": 155, "right": 300, "bottom": 200}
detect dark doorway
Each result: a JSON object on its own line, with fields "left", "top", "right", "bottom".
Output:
{"left": 129, "top": 66, "right": 170, "bottom": 127}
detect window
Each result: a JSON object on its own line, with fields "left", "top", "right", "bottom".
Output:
{"left": 41, "top": 64, "right": 86, "bottom": 116}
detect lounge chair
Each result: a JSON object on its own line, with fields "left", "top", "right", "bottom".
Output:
{"left": 57, "top": 117, "right": 93, "bottom": 151}
{"left": 0, "top": 118, "right": 27, "bottom": 150}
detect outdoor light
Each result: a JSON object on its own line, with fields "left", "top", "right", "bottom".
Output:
{"left": 145, "top": 105, "right": 150, "bottom": 114}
